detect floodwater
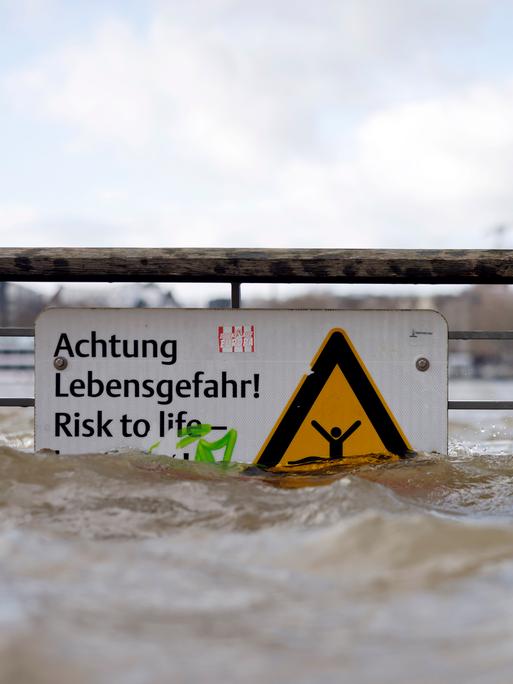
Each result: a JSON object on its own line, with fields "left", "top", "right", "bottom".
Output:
{"left": 1, "top": 372, "right": 513, "bottom": 684}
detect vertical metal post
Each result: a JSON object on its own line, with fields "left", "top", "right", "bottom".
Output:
{"left": 0, "top": 282, "right": 8, "bottom": 327}
{"left": 231, "top": 282, "right": 241, "bottom": 309}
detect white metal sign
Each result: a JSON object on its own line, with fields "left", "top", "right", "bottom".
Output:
{"left": 35, "top": 309, "right": 448, "bottom": 466}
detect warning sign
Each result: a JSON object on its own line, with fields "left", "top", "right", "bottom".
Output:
{"left": 35, "top": 309, "right": 448, "bottom": 461}
{"left": 255, "top": 329, "right": 412, "bottom": 469}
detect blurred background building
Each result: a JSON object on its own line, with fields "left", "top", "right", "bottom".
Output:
{"left": 0, "top": 282, "right": 512, "bottom": 379}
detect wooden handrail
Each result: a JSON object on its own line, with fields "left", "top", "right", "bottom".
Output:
{"left": 0, "top": 248, "right": 511, "bottom": 283}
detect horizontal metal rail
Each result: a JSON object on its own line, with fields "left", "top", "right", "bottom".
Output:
{"left": 0, "top": 349, "right": 34, "bottom": 354}
{"left": 0, "top": 327, "right": 34, "bottom": 336}
{"left": 449, "top": 401, "right": 513, "bottom": 410}
{"left": 449, "top": 331, "right": 513, "bottom": 340}
{"left": 0, "top": 365, "right": 33, "bottom": 370}
{"left": 3, "top": 328, "right": 513, "bottom": 340}
{"left": 0, "top": 322, "right": 511, "bottom": 410}
{"left": 1, "top": 398, "right": 511, "bottom": 410}
{"left": 0, "top": 248, "right": 511, "bottom": 284}
{"left": 0, "top": 398, "right": 34, "bottom": 407}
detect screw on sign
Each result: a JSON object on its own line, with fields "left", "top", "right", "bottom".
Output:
{"left": 415, "top": 357, "right": 430, "bottom": 372}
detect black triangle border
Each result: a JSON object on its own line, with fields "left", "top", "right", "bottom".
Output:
{"left": 255, "top": 330, "right": 411, "bottom": 467}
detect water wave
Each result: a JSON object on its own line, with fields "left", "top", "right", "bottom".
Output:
{"left": 1, "top": 404, "right": 513, "bottom": 683}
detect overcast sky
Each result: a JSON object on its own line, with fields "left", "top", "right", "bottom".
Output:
{"left": 1, "top": 0, "right": 513, "bottom": 303}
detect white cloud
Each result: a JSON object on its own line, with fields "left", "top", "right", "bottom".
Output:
{"left": 6, "top": 16, "right": 291, "bottom": 170}
{"left": 359, "top": 84, "right": 513, "bottom": 201}
{"left": 1, "top": 0, "right": 59, "bottom": 25}
{"left": 5, "top": 1, "right": 492, "bottom": 165}
{"left": 3, "top": 0, "right": 513, "bottom": 254}
{"left": 0, "top": 205, "right": 39, "bottom": 234}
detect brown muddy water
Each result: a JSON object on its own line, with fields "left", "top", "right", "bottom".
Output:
{"left": 1, "top": 375, "right": 513, "bottom": 684}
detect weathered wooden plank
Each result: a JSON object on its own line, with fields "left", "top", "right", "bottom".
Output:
{"left": 0, "top": 248, "right": 512, "bottom": 283}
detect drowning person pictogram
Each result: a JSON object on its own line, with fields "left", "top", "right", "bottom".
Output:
{"left": 254, "top": 329, "right": 412, "bottom": 469}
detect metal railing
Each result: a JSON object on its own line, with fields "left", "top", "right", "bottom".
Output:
{"left": 0, "top": 327, "right": 511, "bottom": 410}
{"left": 0, "top": 248, "right": 511, "bottom": 410}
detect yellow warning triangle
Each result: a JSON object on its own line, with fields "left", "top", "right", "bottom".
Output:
{"left": 254, "top": 328, "right": 412, "bottom": 470}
